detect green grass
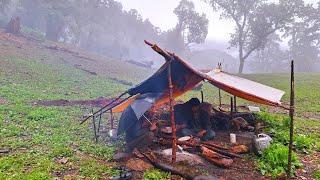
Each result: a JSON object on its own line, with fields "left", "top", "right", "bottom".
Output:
{"left": 143, "top": 169, "right": 170, "bottom": 180}
{"left": 0, "top": 56, "right": 125, "bottom": 178}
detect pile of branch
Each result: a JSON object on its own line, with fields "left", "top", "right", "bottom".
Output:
{"left": 140, "top": 151, "right": 195, "bottom": 180}
{"left": 158, "top": 138, "right": 244, "bottom": 168}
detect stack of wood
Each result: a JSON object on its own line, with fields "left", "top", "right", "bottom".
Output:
{"left": 158, "top": 138, "right": 248, "bottom": 168}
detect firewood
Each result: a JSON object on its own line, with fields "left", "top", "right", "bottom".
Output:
{"left": 201, "top": 146, "right": 233, "bottom": 168}
{"left": 202, "top": 144, "right": 242, "bottom": 158}
{"left": 201, "top": 141, "right": 229, "bottom": 150}
{"left": 140, "top": 151, "right": 195, "bottom": 180}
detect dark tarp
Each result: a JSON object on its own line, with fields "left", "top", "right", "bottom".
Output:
{"left": 117, "top": 93, "right": 162, "bottom": 138}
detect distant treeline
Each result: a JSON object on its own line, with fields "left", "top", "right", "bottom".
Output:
{"left": 0, "top": 0, "right": 208, "bottom": 65}
{"left": 1, "top": 0, "right": 320, "bottom": 73}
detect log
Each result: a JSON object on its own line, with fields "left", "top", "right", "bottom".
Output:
{"left": 201, "top": 141, "right": 229, "bottom": 150}
{"left": 159, "top": 138, "right": 242, "bottom": 158}
{"left": 140, "top": 151, "right": 194, "bottom": 180}
{"left": 202, "top": 144, "right": 242, "bottom": 158}
{"left": 201, "top": 147, "right": 233, "bottom": 168}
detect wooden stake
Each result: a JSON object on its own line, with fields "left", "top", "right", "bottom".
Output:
{"left": 234, "top": 96, "right": 237, "bottom": 112}
{"left": 91, "top": 109, "right": 98, "bottom": 143}
{"left": 230, "top": 97, "right": 234, "bottom": 113}
{"left": 218, "top": 89, "right": 222, "bottom": 108}
{"left": 201, "top": 90, "right": 204, "bottom": 103}
{"left": 287, "top": 60, "right": 295, "bottom": 178}
{"left": 168, "top": 61, "right": 177, "bottom": 163}
{"left": 110, "top": 110, "right": 114, "bottom": 129}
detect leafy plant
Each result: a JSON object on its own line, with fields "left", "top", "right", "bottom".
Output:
{"left": 294, "top": 134, "right": 314, "bottom": 152}
{"left": 258, "top": 143, "right": 302, "bottom": 177}
{"left": 314, "top": 170, "right": 320, "bottom": 180}
{"left": 143, "top": 169, "right": 170, "bottom": 180}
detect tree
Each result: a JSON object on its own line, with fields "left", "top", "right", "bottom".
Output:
{"left": 206, "top": 0, "right": 303, "bottom": 73}
{"left": 249, "top": 33, "right": 289, "bottom": 73}
{"left": 0, "top": 0, "right": 11, "bottom": 14}
{"left": 174, "top": 0, "right": 209, "bottom": 47}
{"left": 284, "top": 2, "right": 320, "bottom": 72}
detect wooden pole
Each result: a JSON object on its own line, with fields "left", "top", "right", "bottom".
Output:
{"left": 230, "top": 97, "right": 234, "bottom": 113}
{"left": 168, "top": 61, "right": 177, "bottom": 163}
{"left": 91, "top": 109, "right": 98, "bottom": 143}
{"left": 110, "top": 110, "right": 114, "bottom": 129}
{"left": 201, "top": 90, "right": 204, "bottom": 103}
{"left": 234, "top": 96, "right": 237, "bottom": 112}
{"left": 218, "top": 89, "right": 222, "bottom": 108}
{"left": 287, "top": 60, "right": 295, "bottom": 178}
{"left": 80, "top": 91, "right": 128, "bottom": 124}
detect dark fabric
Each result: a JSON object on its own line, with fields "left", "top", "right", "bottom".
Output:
{"left": 117, "top": 106, "right": 148, "bottom": 142}
{"left": 117, "top": 93, "right": 162, "bottom": 140}
{"left": 189, "top": 105, "right": 212, "bottom": 130}
{"left": 174, "top": 103, "right": 194, "bottom": 125}
{"left": 128, "top": 58, "right": 191, "bottom": 95}
{"left": 117, "top": 106, "right": 136, "bottom": 136}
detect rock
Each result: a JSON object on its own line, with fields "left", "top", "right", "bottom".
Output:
{"left": 57, "top": 157, "right": 69, "bottom": 164}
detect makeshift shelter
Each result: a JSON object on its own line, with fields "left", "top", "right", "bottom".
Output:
{"left": 81, "top": 40, "right": 286, "bottom": 162}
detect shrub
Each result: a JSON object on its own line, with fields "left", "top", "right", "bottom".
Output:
{"left": 143, "top": 169, "right": 170, "bottom": 180}
{"left": 258, "top": 143, "right": 302, "bottom": 177}
{"left": 294, "top": 134, "right": 314, "bottom": 152}
{"left": 314, "top": 170, "right": 320, "bottom": 180}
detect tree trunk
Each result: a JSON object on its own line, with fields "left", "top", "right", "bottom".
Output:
{"left": 46, "top": 14, "right": 63, "bottom": 42}
{"left": 238, "top": 44, "right": 245, "bottom": 73}
{"left": 238, "top": 58, "right": 245, "bottom": 73}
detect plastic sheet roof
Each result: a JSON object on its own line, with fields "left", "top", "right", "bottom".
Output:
{"left": 111, "top": 41, "right": 285, "bottom": 112}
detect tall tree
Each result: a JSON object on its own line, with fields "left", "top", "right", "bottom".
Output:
{"left": 284, "top": 2, "right": 320, "bottom": 72}
{"left": 206, "top": 0, "right": 302, "bottom": 73}
{"left": 174, "top": 0, "right": 209, "bottom": 47}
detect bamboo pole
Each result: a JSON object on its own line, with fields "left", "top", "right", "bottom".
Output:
{"left": 168, "top": 61, "right": 177, "bottom": 163}
{"left": 287, "top": 60, "right": 295, "bottom": 178}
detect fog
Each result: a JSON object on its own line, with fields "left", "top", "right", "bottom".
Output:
{"left": 1, "top": 0, "right": 320, "bottom": 73}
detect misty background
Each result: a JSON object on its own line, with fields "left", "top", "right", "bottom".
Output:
{"left": 1, "top": 0, "right": 320, "bottom": 73}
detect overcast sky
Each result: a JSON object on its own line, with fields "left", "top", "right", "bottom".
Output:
{"left": 116, "top": 0, "right": 318, "bottom": 43}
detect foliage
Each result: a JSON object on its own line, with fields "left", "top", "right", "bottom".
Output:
{"left": 314, "top": 170, "right": 320, "bottom": 180}
{"left": 205, "top": 0, "right": 303, "bottom": 73}
{"left": 174, "top": 0, "right": 209, "bottom": 46}
{"left": 316, "top": 142, "right": 320, "bottom": 152}
{"left": 258, "top": 143, "right": 302, "bottom": 177}
{"left": 143, "top": 169, "right": 170, "bottom": 180}
{"left": 255, "top": 112, "right": 315, "bottom": 152}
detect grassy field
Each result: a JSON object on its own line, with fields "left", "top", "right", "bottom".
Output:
{"left": 0, "top": 32, "right": 319, "bottom": 179}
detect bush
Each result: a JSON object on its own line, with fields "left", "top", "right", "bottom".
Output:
{"left": 314, "top": 170, "right": 320, "bottom": 180}
{"left": 294, "top": 134, "right": 314, "bottom": 152}
{"left": 315, "top": 142, "right": 320, "bottom": 152}
{"left": 258, "top": 143, "right": 302, "bottom": 177}
{"left": 143, "top": 169, "right": 170, "bottom": 180}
